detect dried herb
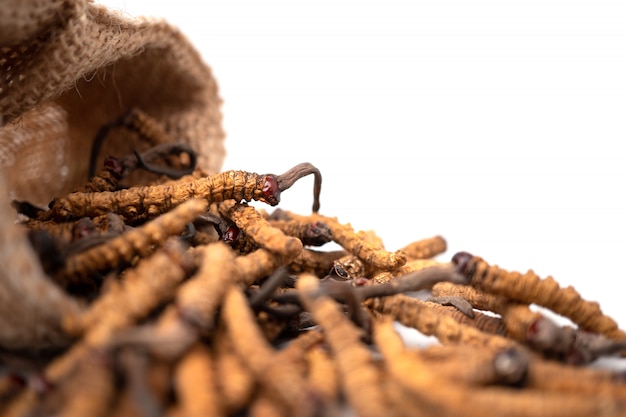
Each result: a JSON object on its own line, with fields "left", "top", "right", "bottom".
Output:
{"left": 5, "top": 153, "right": 626, "bottom": 417}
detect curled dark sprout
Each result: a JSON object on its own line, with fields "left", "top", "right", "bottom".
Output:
{"left": 132, "top": 142, "right": 197, "bottom": 179}
{"left": 248, "top": 266, "right": 291, "bottom": 309}
{"left": 269, "top": 162, "right": 322, "bottom": 213}
{"left": 89, "top": 117, "right": 119, "bottom": 178}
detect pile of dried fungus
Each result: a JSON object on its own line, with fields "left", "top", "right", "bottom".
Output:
{"left": 3, "top": 110, "right": 626, "bottom": 417}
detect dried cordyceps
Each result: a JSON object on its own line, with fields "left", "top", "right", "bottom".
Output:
{"left": 452, "top": 251, "right": 626, "bottom": 342}
{"left": 268, "top": 218, "right": 333, "bottom": 247}
{"left": 221, "top": 285, "right": 319, "bottom": 417}
{"left": 211, "top": 324, "right": 256, "bottom": 415}
{"left": 398, "top": 234, "right": 448, "bottom": 261}
{"left": 45, "top": 162, "right": 321, "bottom": 223}
{"left": 45, "top": 238, "right": 194, "bottom": 385}
{"left": 218, "top": 201, "right": 303, "bottom": 258}
{"left": 287, "top": 248, "right": 348, "bottom": 276}
{"left": 53, "top": 198, "right": 208, "bottom": 291}
{"left": 365, "top": 292, "right": 517, "bottom": 353}
{"left": 170, "top": 342, "right": 224, "bottom": 417}
{"left": 280, "top": 211, "right": 407, "bottom": 274}
{"left": 296, "top": 274, "right": 391, "bottom": 417}
{"left": 88, "top": 108, "right": 195, "bottom": 179}
{"left": 430, "top": 281, "right": 587, "bottom": 362}
{"left": 175, "top": 241, "right": 238, "bottom": 330}
{"left": 372, "top": 317, "right": 626, "bottom": 417}
{"left": 6, "top": 151, "right": 626, "bottom": 417}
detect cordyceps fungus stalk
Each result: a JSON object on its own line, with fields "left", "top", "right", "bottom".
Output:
{"left": 44, "top": 162, "right": 322, "bottom": 223}
{"left": 273, "top": 162, "right": 322, "bottom": 213}
{"left": 451, "top": 251, "right": 626, "bottom": 343}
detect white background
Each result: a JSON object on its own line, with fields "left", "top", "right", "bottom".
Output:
{"left": 96, "top": 1, "right": 626, "bottom": 332}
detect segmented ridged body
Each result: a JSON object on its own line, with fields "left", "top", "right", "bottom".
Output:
{"left": 465, "top": 256, "right": 626, "bottom": 341}
{"left": 48, "top": 170, "right": 263, "bottom": 222}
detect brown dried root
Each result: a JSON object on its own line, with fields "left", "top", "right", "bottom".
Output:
{"left": 96, "top": 244, "right": 240, "bottom": 362}
{"left": 114, "top": 349, "right": 169, "bottom": 417}
{"left": 195, "top": 211, "right": 258, "bottom": 253}
{"left": 452, "top": 251, "right": 626, "bottom": 342}
{"left": 304, "top": 342, "right": 340, "bottom": 406}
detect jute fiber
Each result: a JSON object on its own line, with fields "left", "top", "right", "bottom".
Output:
{"left": 0, "top": 0, "right": 224, "bottom": 349}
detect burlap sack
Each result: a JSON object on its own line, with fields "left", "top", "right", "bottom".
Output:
{"left": 0, "top": 0, "right": 224, "bottom": 353}
{"left": 0, "top": 0, "right": 225, "bottom": 203}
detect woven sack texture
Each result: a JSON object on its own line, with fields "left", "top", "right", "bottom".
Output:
{"left": 0, "top": 0, "right": 225, "bottom": 205}
{"left": 0, "top": 0, "right": 224, "bottom": 350}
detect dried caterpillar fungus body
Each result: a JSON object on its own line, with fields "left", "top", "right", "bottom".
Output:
{"left": 218, "top": 202, "right": 303, "bottom": 258}
{"left": 296, "top": 274, "right": 391, "bottom": 417}
{"left": 372, "top": 318, "right": 623, "bottom": 417}
{"left": 47, "top": 170, "right": 266, "bottom": 223}
{"left": 399, "top": 235, "right": 448, "bottom": 261}
{"left": 365, "top": 293, "right": 516, "bottom": 352}
{"left": 452, "top": 251, "right": 626, "bottom": 342}
{"left": 267, "top": 219, "right": 333, "bottom": 247}
{"left": 309, "top": 213, "right": 407, "bottom": 273}
{"left": 54, "top": 198, "right": 208, "bottom": 289}
{"left": 221, "top": 285, "right": 317, "bottom": 417}
{"left": 46, "top": 162, "right": 321, "bottom": 223}
{"left": 431, "top": 282, "right": 577, "bottom": 359}
{"left": 171, "top": 342, "right": 225, "bottom": 417}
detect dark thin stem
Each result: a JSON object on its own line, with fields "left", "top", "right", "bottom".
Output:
{"left": 275, "top": 162, "right": 322, "bottom": 213}
{"left": 271, "top": 265, "right": 465, "bottom": 306}
{"left": 355, "top": 265, "right": 467, "bottom": 299}
{"left": 324, "top": 281, "right": 369, "bottom": 331}
{"left": 89, "top": 117, "right": 122, "bottom": 178}
{"left": 196, "top": 213, "right": 229, "bottom": 234}
{"left": 132, "top": 142, "right": 197, "bottom": 179}
{"left": 248, "top": 266, "right": 291, "bottom": 309}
